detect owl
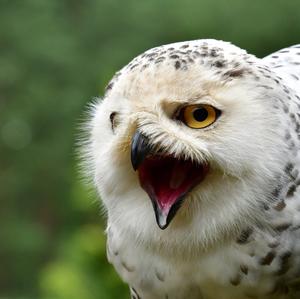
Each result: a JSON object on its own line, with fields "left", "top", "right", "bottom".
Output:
{"left": 82, "top": 39, "right": 300, "bottom": 299}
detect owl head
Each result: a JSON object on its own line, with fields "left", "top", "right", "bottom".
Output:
{"left": 83, "top": 39, "right": 288, "bottom": 250}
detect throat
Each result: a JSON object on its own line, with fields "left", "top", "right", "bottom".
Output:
{"left": 137, "top": 155, "right": 209, "bottom": 226}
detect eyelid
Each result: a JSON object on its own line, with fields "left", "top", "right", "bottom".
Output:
{"left": 173, "top": 99, "right": 221, "bottom": 117}
{"left": 173, "top": 103, "right": 215, "bottom": 119}
{"left": 190, "top": 100, "right": 223, "bottom": 110}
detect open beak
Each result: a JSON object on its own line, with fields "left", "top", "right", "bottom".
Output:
{"left": 131, "top": 130, "right": 209, "bottom": 229}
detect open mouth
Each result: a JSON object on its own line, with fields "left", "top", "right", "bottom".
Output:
{"left": 131, "top": 131, "right": 209, "bottom": 229}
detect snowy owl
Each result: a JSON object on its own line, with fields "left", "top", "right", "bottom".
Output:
{"left": 82, "top": 39, "right": 300, "bottom": 299}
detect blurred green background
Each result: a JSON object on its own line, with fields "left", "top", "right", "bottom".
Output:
{"left": 1, "top": 0, "right": 300, "bottom": 298}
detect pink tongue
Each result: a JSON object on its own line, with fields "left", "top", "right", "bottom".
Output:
{"left": 152, "top": 160, "right": 192, "bottom": 213}
{"left": 138, "top": 156, "right": 207, "bottom": 216}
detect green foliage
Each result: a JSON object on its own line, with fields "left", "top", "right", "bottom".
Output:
{"left": 40, "top": 225, "right": 128, "bottom": 299}
{"left": 1, "top": 0, "right": 300, "bottom": 298}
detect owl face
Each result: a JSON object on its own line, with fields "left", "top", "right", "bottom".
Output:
{"left": 87, "top": 40, "right": 287, "bottom": 248}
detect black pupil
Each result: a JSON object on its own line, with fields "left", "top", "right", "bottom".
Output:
{"left": 193, "top": 108, "right": 208, "bottom": 122}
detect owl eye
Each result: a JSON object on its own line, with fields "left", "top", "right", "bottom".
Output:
{"left": 180, "top": 104, "right": 219, "bottom": 129}
{"left": 110, "top": 112, "right": 119, "bottom": 132}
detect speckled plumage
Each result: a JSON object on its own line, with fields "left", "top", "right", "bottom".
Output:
{"left": 83, "top": 40, "right": 300, "bottom": 299}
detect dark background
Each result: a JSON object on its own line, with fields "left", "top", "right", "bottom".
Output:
{"left": 1, "top": 0, "right": 300, "bottom": 298}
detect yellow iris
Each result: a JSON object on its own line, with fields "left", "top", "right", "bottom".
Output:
{"left": 182, "top": 104, "right": 217, "bottom": 129}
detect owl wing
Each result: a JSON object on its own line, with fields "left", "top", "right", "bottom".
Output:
{"left": 262, "top": 45, "right": 300, "bottom": 93}
{"left": 264, "top": 46, "right": 300, "bottom": 295}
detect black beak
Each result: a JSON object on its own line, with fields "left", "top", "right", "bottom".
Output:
{"left": 131, "top": 130, "right": 152, "bottom": 171}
